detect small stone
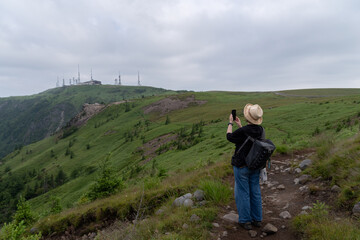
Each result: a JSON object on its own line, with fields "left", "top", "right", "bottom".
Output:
{"left": 89, "top": 233, "right": 96, "bottom": 239}
{"left": 190, "top": 214, "right": 200, "bottom": 222}
{"left": 249, "top": 230, "right": 257, "bottom": 238}
{"left": 262, "top": 223, "right": 278, "bottom": 234}
{"left": 30, "top": 227, "right": 38, "bottom": 233}
{"left": 277, "top": 184, "right": 285, "bottom": 190}
{"left": 302, "top": 206, "right": 311, "bottom": 210}
{"left": 299, "top": 175, "right": 310, "bottom": 184}
{"left": 283, "top": 202, "right": 289, "bottom": 209}
{"left": 299, "top": 159, "right": 312, "bottom": 170}
{"left": 295, "top": 168, "right": 302, "bottom": 173}
{"left": 263, "top": 232, "right": 267, "bottom": 236}
{"left": 182, "top": 223, "right": 189, "bottom": 229}
{"left": 183, "top": 193, "right": 192, "bottom": 199}
{"left": 265, "top": 210, "right": 273, "bottom": 214}
{"left": 299, "top": 186, "right": 309, "bottom": 192}
{"left": 283, "top": 167, "right": 291, "bottom": 172}
{"left": 279, "top": 211, "right": 291, "bottom": 219}
{"left": 331, "top": 185, "right": 341, "bottom": 193}
{"left": 230, "top": 210, "right": 236, "bottom": 214}
{"left": 271, "top": 187, "right": 276, "bottom": 190}
{"left": 222, "top": 213, "right": 239, "bottom": 223}
{"left": 183, "top": 199, "right": 194, "bottom": 207}
{"left": 281, "top": 225, "right": 286, "bottom": 229}
{"left": 260, "top": 235, "right": 264, "bottom": 238}
{"left": 222, "top": 231, "right": 228, "bottom": 237}
{"left": 294, "top": 178, "right": 300, "bottom": 185}
{"left": 299, "top": 211, "right": 308, "bottom": 215}
{"left": 212, "top": 222, "right": 220, "bottom": 228}
{"left": 275, "top": 167, "right": 280, "bottom": 171}
{"left": 198, "top": 200, "right": 207, "bottom": 206}
{"left": 352, "top": 202, "right": 360, "bottom": 217}
{"left": 193, "top": 189, "right": 204, "bottom": 201}
{"left": 155, "top": 209, "right": 164, "bottom": 215}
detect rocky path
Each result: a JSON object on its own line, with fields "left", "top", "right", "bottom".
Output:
{"left": 211, "top": 150, "right": 319, "bottom": 240}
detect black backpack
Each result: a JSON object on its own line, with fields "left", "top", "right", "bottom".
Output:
{"left": 236, "top": 127, "right": 276, "bottom": 170}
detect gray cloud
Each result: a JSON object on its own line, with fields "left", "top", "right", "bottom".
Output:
{"left": 1, "top": 0, "right": 360, "bottom": 97}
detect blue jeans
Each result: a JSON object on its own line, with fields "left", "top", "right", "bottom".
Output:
{"left": 233, "top": 166, "right": 262, "bottom": 223}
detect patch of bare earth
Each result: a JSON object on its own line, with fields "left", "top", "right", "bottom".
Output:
{"left": 211, "top": 149, "right": 343, "bottom": 240}
{"left": 139, "top": 134, "right": 178, "bottom": 164}
{"left": 68, "top": 103, "right": 106, "bottom": 128}
{"left": 143, "top": 95, "right": 207, "bottom": 116}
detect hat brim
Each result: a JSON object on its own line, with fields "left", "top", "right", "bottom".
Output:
{"left": 243, "top": 103, "right": 263, "bottom": 125}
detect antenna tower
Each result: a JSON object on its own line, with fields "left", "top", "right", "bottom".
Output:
{"left": 137, "top": 71, "right": 141, "bottom": 86}
{"left": 119, "top": 72, "right": 121, "bottom": 85}
{"left": 78, "top": 64, "right": 80, "bottom": 83}
{"left": 91, "top": 68, "right": 93, "bottom": 81}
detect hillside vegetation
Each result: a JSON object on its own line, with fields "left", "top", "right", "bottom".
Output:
{"left": 0, "top": 85, "right": 175, "bottom": 159}
{"left": 0, "top": 88, "right": 359, "bottom": 239}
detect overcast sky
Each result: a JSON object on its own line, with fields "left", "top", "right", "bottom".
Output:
{"left": 0, "top": 0, "right": 360, "bottom": 97}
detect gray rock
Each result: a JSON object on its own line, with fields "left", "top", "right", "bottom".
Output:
{"left": 183, "top": 193, "right": 192, "bottom": 199}
{"left": 222, "top": 213, "right": 239, "bottom": 223}
{"left": 279, "top": 211, "right": 292, "bottom": 219}
{"left": 299, "top": 185, "right": 309, "bottom": 192}
{"left": 198, "top": 200, "right": 207, "bottom": 206}
{"left": 193, "top": 189, "right": 205, "bottom": 201}
{"left": 182, "top": 223, "right": 189, "bottom": 229}
{"left": 222, "top": 231, "right": 228, "bottom": 237}
{"left": 173, "top": 196, "right": 186, "bottom": 207}
{"left": 295, "top": 168, "right": 302, "bottom": 173}
{"left": 249, "top": 230, "right": 257, "bottom": 238}
{"left": 299, "top": 159, "right": 312, "bottom": 170}
{"left": 262, "top": 223, "right": 278, "bottom": 233}
{"left": 155, "top": 209, "right": 164, "bottom": 215}
{"left": 294, "top": 178, "right": 300, "bottom": 185}
{"left": 331, "top": 185, "right": 341, "bottom": 193}
{"left": 302, "top": 206, "right": 311, "bottom": 210}
{"left": 299, "top": 211, "right": 308, "bottom": 215}
{"left": 281, "top": 225, "right": 286, "bottom": 229}
{"left": 298, "top": 175, "right": 310, "bottom": 184}
{"left": 183, "top": 199, "right": 194, "bottom": 207}
{"left": 212, "top": 222, "right": 220, "bottom": 227}
{"left": 352, "top": 202, "right": 360, "bottom": 216}
{"left": 190, "top": 214, "right": 200, "bottom": 222}
{"left": 277, "top": 184, "right": 285, "bottom": 190}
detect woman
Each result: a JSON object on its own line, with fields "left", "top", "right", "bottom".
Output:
{"left": 226, "top": 103, "right": 264, "bottom": 230}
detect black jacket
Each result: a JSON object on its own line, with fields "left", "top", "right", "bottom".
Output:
{"left": 226, "top": 124, "right": 264, "bottom": 167}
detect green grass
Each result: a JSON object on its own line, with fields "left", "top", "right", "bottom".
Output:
{"left": 1, "top": 88, "right": 360, "bottom": 238}
{"left": 292, "top": 202, "right": 360, "bottom": 240}
{"left": 199, "top": 180, "right": 232, "bottom": 205}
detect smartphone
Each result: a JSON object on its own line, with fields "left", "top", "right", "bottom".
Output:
{"left": 232, "top": 109, "right": 236, "bottom": 120}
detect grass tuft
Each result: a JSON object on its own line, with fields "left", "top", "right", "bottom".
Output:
{"left": 199, "top": 179, "right": 232, "bottom": 205}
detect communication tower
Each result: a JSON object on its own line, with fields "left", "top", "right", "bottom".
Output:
{"left": 138, "top": 71, "right": 141, "bottom": 86}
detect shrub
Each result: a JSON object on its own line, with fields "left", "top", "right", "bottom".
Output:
{"left": 0, "top": 220, "right": 42, "bottom": 240}
{"left": 49, "top": 197, "right": 62, "bottom": 214}
{"left": 86, "top": 154, "right": 124, "bottom": 201}
{"left": 13, "top": 196, "right": 35, "bottom": 225}
{"left": 199, "top": 180, "right": 232, "bottom": 204}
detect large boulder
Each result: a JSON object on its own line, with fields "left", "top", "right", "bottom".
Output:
{"left": 299, "top": 159, "right": 312, "bottom": 170}
{"left": 183, "top": 199, "right": 194, "bottom": 207}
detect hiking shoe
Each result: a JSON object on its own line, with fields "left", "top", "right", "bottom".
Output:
{"left": 239, "top": 222, "right": 252, "bottom": 230}
{"left": 252, "top": 221, "right": 262, "bottom": 227}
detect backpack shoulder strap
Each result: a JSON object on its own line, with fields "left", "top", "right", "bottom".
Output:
{"left": 260, "top": 126, "right": 265, "bottom": 140}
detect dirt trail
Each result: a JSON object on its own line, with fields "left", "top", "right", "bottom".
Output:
{"left": 212, "top": 150, "right": 318, "bottom": 240}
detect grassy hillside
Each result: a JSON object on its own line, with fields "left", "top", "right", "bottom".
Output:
{"left": 0, "top": 89, "right": 359, "bottom": 238}
{"left": 0, "top": 85, "right": 176, "bottom": 159}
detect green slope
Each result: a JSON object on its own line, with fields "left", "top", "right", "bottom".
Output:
{"left": 0, "top": 85, "right": 176, "bottom": 159}
{"left": 0, "top": 89, "right": 359, "bottom": 226}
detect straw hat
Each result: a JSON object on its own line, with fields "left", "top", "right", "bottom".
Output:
{"left": 243, "top": 103, "right": 263, "bottom": 125}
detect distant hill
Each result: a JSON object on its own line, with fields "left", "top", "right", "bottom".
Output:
{"left": 0, "top": 85, "right": 176, "bottom": 159}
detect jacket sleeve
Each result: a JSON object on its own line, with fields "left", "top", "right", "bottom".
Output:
{"left": 226, "top": 127, "right": 245, "bottom": 143}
